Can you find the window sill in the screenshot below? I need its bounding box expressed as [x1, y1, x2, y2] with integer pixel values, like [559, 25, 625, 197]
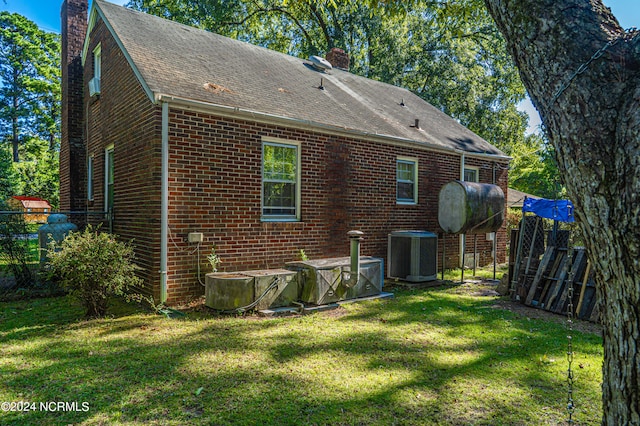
[261, 217, 300, 223]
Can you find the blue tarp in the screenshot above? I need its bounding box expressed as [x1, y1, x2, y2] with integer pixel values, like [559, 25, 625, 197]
[522, 197, 575, 223]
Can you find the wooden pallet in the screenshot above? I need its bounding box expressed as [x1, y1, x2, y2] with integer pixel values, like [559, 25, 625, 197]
[551, 249, 587, 314]
[511, 231, 599, 322]
[537, 249, 567, 309]
[524, 246, 556, 306]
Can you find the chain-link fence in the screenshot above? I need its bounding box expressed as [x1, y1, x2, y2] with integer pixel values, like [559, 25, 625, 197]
[0, 210, 111, 300]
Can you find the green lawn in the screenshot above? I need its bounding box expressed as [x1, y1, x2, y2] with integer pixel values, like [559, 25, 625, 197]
[0, 281, 603, 425]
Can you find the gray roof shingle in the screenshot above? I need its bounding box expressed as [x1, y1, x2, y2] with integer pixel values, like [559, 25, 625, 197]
[94, 0, 506, 157]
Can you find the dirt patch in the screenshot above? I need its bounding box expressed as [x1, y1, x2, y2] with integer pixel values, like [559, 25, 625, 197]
[458, 278, 602, 335]
[491, 298, 602, 335]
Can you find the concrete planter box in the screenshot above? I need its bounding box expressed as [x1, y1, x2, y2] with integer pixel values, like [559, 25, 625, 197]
[286, 256, 383, 305]
[243, 269, 299, 310]
[205, 269, 299, 311]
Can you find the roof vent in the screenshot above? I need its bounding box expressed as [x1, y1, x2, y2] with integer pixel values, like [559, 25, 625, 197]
[308, 55, 332, 72]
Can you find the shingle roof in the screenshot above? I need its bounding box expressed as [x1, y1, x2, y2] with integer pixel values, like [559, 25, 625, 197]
[507, 188, 540, 209]
[11, 196, 52, 210]
[92, 0, 506, 157]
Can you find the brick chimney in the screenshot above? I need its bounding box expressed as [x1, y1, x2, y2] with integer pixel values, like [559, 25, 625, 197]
[60, 0, 88, 212]
[325, 48, 350, 71]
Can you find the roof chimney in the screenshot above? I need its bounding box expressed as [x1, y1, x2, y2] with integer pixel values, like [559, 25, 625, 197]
[325, 48, 350, 71]
[60, 0, 88, 211]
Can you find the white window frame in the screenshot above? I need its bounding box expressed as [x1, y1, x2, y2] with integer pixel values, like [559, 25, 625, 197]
[396, 156, 418, 204]
[93, 44, 101, 81]
[463, 166, 479, 183]
[87, 155, 94, 201]
[261, 138, 301, 222]
[105, 145, 114, 212]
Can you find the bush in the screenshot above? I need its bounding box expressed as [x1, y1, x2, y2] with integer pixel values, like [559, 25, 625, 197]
[0, 208, 34, 289]
[47, 226, 144, 318]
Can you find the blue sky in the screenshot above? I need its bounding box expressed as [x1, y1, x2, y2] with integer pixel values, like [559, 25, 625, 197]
[3, 0, 639, 133]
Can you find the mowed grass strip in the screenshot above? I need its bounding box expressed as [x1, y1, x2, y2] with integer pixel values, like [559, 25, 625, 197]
[0, 282, 603, 425]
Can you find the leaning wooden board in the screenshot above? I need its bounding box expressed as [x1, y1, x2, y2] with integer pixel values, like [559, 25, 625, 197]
[525, 246, 555, 306]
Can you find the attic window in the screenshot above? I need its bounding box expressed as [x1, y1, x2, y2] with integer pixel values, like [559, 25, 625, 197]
[89, 44, 101, 96]
[93, 44, 101, 81]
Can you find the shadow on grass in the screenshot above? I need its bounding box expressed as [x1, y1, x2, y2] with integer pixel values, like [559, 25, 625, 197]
[0, 288, 603, 425]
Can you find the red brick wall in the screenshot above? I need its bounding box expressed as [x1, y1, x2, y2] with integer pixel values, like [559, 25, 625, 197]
[83, 16, 163, 301]
[163, 109, 509, 302]
[79, 16, 509, 304]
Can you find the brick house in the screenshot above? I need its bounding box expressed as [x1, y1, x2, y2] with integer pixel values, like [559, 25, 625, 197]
[60, 0, 510, 304]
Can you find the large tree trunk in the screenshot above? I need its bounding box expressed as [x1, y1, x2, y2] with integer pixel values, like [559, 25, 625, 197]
[12, 96, 19, 163]
[483, 0, 640, 424]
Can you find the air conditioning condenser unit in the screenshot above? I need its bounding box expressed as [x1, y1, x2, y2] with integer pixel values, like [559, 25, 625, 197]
[388, 231, 437, 282]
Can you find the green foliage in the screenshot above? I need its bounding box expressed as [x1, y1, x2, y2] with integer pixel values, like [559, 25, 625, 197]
[0, 12, 60, 209]
[0, 148, 17, 200]
[12, 137, 60, 208]
[46, 226, 144, 318]
[298, 248, 308, 261]
[207, 246, 221, 272]
[0, 12, 61, 163]
[505, 133, 562, 199]
[0, 207, 34, 288]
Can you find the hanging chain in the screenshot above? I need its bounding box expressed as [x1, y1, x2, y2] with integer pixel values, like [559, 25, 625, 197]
[565, 247, 576, 424]
[550, 27, 638, 105]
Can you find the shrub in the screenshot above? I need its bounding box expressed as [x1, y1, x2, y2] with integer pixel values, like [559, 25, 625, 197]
[0, 207, 34, 289]
[47, 225, 144, 318]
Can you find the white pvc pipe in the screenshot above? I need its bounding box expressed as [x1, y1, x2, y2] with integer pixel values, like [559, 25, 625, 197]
[459, 153, 465, 270]
[160, 102, 169, 304]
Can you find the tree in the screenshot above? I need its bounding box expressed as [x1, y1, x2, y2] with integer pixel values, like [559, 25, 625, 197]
[13, 136, 60, 208]
[504, 133, 562, 199]
[0, 147, 16, 200]
[0, 12, 60, 163]
[483, 0, 640, 423]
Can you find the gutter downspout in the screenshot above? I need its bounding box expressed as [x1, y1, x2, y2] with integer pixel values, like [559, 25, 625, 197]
[459, 153, 466, 277]
[160, 102, 169, 304]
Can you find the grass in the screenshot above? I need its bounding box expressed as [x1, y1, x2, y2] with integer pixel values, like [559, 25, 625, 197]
[0, 279, 603, 425]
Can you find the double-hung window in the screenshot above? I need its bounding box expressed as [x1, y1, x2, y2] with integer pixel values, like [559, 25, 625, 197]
[262, 139, 300, 220]
[105, 146, 114, 213]
[93, 44, 101, 81]
[396, 157, 418, 204]
[463, 166, 479, 182]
